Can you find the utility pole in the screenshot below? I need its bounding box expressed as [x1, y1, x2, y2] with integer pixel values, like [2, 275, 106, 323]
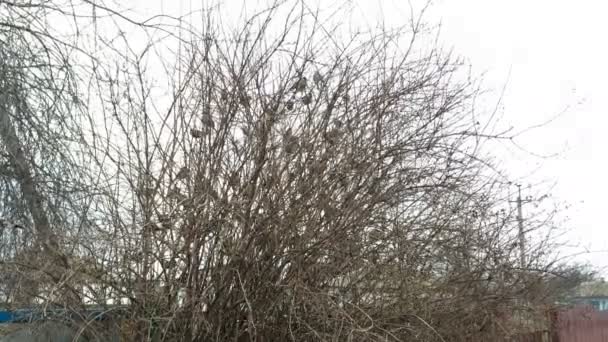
[516, 184, 526, 268]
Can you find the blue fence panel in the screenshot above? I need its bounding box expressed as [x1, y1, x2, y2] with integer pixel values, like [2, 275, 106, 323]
[0, 311, 14, 323]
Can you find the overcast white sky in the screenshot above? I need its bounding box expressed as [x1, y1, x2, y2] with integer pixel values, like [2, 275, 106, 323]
[428, 0, 607, 271]
[125, 0, 607, 272]
[349, 0, 607, 271]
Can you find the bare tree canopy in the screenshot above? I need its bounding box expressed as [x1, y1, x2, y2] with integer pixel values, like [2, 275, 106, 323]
[0, 1, 592, 341]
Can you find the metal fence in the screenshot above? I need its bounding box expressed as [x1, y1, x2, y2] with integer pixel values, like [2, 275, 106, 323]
[553, 306, 608, 342]
[469, 307, 608, 342]
[0, 306, 607, 342]
[0, 307, 123, 342]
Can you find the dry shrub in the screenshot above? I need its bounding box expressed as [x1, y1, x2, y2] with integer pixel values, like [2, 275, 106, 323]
[0, 1, 591, 341]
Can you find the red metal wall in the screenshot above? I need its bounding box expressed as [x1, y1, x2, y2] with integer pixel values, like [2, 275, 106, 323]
[554, 307, 608, 342]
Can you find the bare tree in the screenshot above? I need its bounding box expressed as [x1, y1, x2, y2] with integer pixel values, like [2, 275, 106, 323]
[0, 1, 591, 341]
